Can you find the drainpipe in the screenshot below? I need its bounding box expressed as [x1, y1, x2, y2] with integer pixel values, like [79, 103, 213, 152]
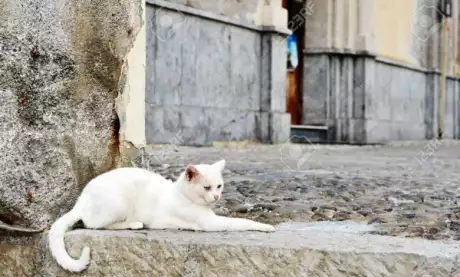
[438, 15, 448, 139]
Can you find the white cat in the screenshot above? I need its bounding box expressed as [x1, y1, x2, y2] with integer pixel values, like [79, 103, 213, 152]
[48, 159, 275, 272]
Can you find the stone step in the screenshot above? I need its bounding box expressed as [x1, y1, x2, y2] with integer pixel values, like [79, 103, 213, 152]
[3, 221, 460, 276]
[290, 124, 328, 143]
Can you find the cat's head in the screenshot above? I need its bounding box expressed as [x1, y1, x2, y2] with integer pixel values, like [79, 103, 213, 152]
[180, 159, 226, 206]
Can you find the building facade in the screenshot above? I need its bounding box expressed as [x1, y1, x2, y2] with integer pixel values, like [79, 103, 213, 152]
[145, 0, 460, 145]
[300, 0, 460, 143]
[146, 0, 291, 145]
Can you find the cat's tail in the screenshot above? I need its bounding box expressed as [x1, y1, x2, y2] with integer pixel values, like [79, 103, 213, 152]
[48, 209, 90, 272]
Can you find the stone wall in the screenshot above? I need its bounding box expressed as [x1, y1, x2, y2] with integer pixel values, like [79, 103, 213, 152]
[0, 0, 145, 229]
[303, 53, 460, 144]
[4, 220, 460, 276]
[304, 0, 459, 73]
[162, 0, 260, 24]
[0, 241, 35, 277]
[366, 58, 460, 142]
[302, 0, 460, 143]
[373, 0, 460, 73]
[145, 0, 290, 145]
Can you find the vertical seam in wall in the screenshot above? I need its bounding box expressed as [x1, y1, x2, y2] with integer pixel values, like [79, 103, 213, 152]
[334, 56, 339, 121]
[335, 56, 341, 140]
[362, 57, 367, 142]
[152, 6, 158, 130]
[347, 56, 353, 142]
[268, 35, 273, 142]
[423, 73, 435, 139]
[338, 55, 343, 142]
[455, 79, 459, 138]
[458, 80, 460, 138]
[259, 33, 263, 114]
[326, 55, 331, 125]
[259, 33, 263, 115]
[258, 32, 262, 141]
[229, 26, 233, 111]
[258, 32, 269, 141]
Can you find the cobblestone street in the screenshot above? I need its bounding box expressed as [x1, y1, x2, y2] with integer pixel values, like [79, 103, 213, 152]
[133, 140, 460, 241]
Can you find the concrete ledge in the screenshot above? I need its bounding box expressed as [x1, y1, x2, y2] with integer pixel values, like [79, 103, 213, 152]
[146, 0, 289, 35]
[303, 47, 378, 57]
[35, 223, 460, 276]
[303, 48, 460, 81]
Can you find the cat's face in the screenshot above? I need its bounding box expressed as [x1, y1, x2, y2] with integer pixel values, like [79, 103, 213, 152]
[183, 160, 226, 206]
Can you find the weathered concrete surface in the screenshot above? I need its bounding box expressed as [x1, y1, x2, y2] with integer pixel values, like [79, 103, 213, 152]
[117, 0, 147, 151]
[134, 141, 460, 240]
[145, 1, 290, 145]
[35, 224, 460, 276]
[0, 0, 143, 229]
[302, 1, 460, 143]
[302, 52, 460, 143]
[0, 230, 37, 277]
[0, 243, 35, 277]
[160, 0, 260, 24]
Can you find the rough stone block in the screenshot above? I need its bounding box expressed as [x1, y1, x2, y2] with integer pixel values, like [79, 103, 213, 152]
[158, 0, 260, 24]
[145, 105, 260, 145]
[270, 112, 291, 144]
[145, 3, 290, 145]
[425, 73, 439, 139]
[262, 4, 288, 28]
[0, 0, 143, 229]
[230, 27, 261, 111]
[444, 78, 458, 139]
[261, 31, 288, 113]
[146, 5, 261, 111]
[34, 225, 460, 276]
[302, 54, 330, 125]
[0, 243, 36, 277]
[302, 52, 460, 143]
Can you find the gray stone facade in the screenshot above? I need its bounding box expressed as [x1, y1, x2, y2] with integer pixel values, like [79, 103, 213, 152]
[162, 0, 260, 25]
[303, 51, 460, 144]
[145, 0, 291, 145]
[300, 0, 460, 144]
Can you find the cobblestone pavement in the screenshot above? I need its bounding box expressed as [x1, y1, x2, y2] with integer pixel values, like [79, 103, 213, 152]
[132, 140, 460, 240]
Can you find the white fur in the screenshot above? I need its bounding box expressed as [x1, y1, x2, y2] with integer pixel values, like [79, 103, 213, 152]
[48, 159, 274, 272]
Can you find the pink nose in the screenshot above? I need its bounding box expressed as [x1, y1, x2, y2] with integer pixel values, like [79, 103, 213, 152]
[213, 195, 219, 201]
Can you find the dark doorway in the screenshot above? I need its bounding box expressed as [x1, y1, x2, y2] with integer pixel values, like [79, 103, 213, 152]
[283, 0, 305, 125]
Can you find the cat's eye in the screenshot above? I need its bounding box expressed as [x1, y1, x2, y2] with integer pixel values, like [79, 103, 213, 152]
[217, 185, 222, 189]
[204, 186, 211, 191]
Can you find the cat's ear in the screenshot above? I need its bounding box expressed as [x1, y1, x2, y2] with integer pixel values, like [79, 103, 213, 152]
[185, 164, 200, 182]
[212, 159, 226, 172]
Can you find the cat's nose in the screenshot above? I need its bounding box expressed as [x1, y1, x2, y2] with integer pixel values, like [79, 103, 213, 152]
[213, 194, 219, 201]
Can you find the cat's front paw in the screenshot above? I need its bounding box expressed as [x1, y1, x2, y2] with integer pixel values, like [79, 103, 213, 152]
[257, 223, 275, 232]
[128, 222, 144, 230]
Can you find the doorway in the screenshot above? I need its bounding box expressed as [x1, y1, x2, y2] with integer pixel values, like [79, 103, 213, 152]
[283, 0, 305, 125]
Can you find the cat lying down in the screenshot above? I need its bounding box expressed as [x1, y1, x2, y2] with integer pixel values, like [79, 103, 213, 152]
[48, 159, 274, 272]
